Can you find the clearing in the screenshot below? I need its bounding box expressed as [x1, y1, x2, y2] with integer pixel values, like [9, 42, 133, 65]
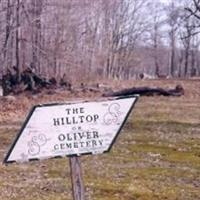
[0, 79, 200, 200]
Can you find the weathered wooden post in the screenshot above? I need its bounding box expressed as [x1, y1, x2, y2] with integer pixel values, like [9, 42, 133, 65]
[4, 96, 138, 199]
[70, 156, 85, 200]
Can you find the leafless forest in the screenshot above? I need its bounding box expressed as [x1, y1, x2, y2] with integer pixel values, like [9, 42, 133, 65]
[0, 0, 200, 84]
[0, 1, 200, 199]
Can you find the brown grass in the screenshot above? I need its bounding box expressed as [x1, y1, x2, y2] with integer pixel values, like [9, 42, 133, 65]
[0, 78, 200, 200]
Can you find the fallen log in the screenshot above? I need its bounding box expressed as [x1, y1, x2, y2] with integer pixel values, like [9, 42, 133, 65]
[103, 85, 184, 97]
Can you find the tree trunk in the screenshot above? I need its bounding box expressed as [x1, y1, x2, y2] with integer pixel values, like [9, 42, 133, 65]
[184, 45, 189, 77]
[31, 0, 43, 73]
[16, 0, 20, 82]
[170, 31, 176, 78]
[3, 0, 11, 61]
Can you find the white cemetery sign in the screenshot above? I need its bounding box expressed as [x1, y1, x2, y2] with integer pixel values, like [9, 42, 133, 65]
[4, 96, 138, 163]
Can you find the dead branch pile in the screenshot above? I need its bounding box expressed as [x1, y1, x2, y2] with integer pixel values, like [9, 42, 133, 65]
[1, 67, 71, 96]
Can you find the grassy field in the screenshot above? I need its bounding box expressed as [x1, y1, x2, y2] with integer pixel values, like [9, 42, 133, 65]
[0, 79, 200, 200]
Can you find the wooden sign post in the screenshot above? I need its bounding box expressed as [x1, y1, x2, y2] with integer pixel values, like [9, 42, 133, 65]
[70, 157, 85, 200]
[4, 96, 138, 199]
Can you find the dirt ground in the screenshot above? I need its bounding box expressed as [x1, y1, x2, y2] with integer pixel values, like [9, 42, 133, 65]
[0, 79, 200, 200]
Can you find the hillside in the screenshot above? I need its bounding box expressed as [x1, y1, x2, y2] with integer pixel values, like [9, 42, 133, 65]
[0, 79, 200, 200]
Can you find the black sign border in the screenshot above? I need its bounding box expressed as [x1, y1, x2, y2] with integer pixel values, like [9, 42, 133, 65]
[3, 95, 139, 164]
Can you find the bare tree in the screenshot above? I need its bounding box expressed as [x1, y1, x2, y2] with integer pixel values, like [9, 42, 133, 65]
[0, 0, 199, 85]
[166, 1, 180, 77]
[181, 0, 200, 76]
[185, 0, 200, 23]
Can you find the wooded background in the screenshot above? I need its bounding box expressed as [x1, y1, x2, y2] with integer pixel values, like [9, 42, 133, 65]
[0, 0, 200, 82]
